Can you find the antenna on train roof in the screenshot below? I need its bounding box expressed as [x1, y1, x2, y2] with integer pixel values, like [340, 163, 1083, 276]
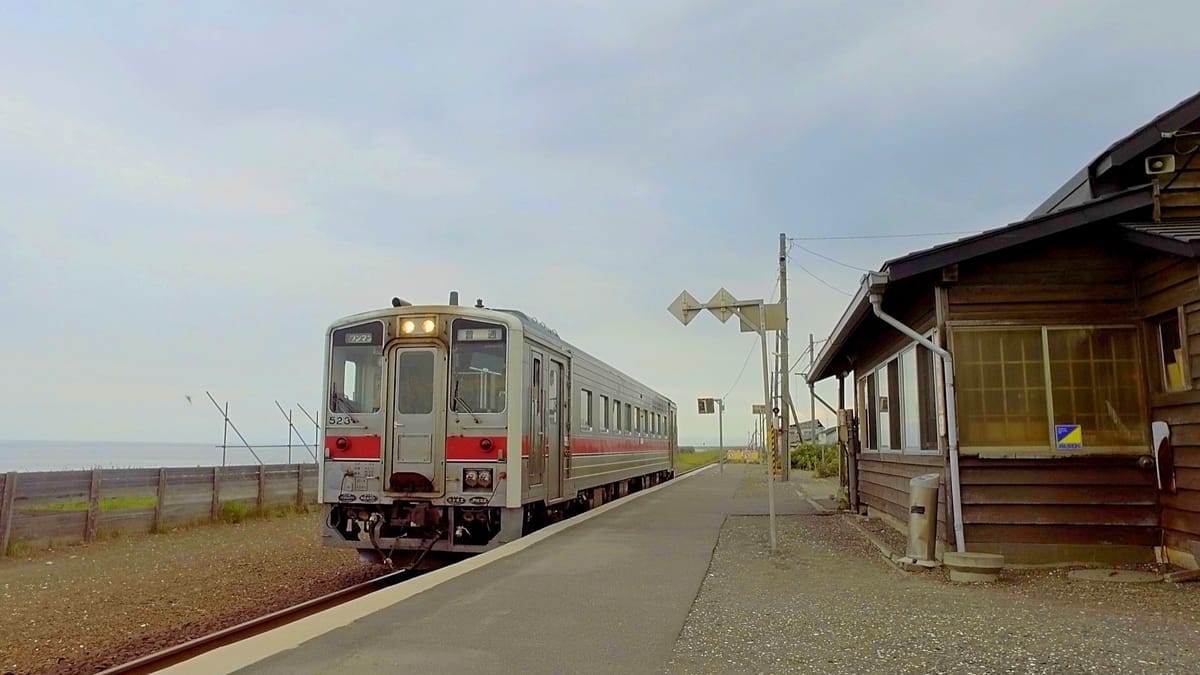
[392, 297, 411, 307]
[475, 298, 484, 308]
[449, 291, 459, 306]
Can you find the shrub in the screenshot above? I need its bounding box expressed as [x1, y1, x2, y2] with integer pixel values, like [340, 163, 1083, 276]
[790, 443, 840, 478]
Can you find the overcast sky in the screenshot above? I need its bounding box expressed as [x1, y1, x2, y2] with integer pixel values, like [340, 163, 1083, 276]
[3, 2, 1200, 451]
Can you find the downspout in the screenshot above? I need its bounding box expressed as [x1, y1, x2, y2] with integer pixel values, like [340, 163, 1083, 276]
[866, 272, 967, 552]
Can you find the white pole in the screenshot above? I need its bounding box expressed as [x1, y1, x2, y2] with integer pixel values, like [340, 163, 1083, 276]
[758, 302, 777, 552]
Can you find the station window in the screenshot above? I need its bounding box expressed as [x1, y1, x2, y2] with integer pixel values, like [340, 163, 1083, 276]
[600, 395, 610, 431]
[1157, 311, 1189, 392]
[581, 389, 593, 429]
[953, 326, 1147, 452]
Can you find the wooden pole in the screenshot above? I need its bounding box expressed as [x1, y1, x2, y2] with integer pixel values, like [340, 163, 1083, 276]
[295, 464, 304, 510]
[153, 468, 166, 533]
[257, 465, 266, 514]
[0, 472, 16, 557]
[211, 466, 221, 521]
[85, 468, 102, 543]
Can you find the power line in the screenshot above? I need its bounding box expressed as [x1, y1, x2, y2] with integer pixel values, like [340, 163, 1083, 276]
[790, 242, 871, 272]
[787, 252, 852, 296]
[789, 231, 977, 241]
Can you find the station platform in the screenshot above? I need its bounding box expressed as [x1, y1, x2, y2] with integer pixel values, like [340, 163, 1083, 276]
[171, 464, 812, 675]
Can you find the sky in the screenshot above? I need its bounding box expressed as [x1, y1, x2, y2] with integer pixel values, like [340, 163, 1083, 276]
[2, 1, 1200, 449]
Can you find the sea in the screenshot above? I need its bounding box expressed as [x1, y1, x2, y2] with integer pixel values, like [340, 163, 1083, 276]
[0, 440, 318, 473]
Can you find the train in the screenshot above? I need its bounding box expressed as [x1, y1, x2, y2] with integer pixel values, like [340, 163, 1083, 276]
[319, 293, 678, 565]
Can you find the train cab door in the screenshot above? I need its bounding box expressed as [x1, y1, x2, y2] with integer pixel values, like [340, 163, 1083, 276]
[384, 345, 446, 497]
[546, 358, 565, 501]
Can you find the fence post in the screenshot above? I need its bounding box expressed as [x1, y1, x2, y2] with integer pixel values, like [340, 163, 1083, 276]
[85, 468, 101, 543]
[257, 465, 266, 514]
[211, 466, 221, 522]
[295, 464, 304, 510]
[0, 472, 16, 557]
[153, 468, 166, 533]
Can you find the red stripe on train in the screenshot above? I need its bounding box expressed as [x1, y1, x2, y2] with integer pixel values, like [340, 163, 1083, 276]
[446, 436, 506, 461]
[324, 435, 381, 460]
[518, 436, 670, 457]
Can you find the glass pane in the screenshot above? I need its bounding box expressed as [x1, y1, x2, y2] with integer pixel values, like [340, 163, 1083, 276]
[397, 351, 435, 414]
[1046, 328, 1146, 447]
[1160, 315, 1186, 392]
[953, 328, 1048, 447]
[451, 321, 507, 413]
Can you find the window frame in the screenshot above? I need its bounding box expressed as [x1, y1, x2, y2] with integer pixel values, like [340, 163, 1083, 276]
[1153, 308, 1190, 393]
[855, 333, 941, 455]
[950, 323, 1149, 457]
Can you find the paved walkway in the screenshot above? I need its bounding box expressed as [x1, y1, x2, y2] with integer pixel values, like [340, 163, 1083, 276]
[235, 464, 802, 675]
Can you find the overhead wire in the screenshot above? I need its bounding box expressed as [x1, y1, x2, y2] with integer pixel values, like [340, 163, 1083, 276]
[789, 230, 978, 240]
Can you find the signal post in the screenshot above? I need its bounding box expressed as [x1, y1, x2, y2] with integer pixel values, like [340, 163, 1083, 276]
[668, 287, 785, 552]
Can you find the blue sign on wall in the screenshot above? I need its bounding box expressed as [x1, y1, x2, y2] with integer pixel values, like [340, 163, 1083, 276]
[1055, 424, 1082, 450]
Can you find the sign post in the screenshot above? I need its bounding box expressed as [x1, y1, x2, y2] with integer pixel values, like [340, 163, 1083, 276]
[669, 288, 785, 552]
[698, 397, 725, 471]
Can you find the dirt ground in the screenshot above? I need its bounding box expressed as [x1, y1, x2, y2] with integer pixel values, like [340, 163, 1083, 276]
[0, 510, 385, 675]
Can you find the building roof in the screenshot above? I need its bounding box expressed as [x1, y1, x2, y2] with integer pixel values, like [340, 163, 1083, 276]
[808, 91, 1200, 385]
[1029, 90, 1200, 217]
[807, 186, 1155, 383]
[1119, 220, 1200, 257]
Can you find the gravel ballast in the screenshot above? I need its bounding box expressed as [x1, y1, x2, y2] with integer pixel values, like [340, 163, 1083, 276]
[0, 511, 384, 675]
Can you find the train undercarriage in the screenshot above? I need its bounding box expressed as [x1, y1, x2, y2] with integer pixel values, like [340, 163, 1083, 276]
[325, 470, 673, 566]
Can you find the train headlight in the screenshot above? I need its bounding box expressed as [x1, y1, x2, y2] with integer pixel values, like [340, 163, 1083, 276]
[476, 470, 492, 488]
[464, 470, 478, 488]
[401, 320, 416, 334]
[421, 319, 436, 334]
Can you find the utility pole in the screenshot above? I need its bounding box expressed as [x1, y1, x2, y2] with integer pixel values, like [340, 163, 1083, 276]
[779, 233, 790, 481]
[810, 333, 817, 447]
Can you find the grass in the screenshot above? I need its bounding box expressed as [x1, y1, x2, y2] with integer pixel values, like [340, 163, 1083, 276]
[676, 449, 725, 472]
[26, 495, 158, 513]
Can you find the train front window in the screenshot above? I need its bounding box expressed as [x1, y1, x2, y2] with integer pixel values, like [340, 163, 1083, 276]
[451, 320, 507, 414]
[329, 322, 384, 414]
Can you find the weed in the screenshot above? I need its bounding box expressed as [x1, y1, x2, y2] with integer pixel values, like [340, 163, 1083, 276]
[219, 500, 250, 524]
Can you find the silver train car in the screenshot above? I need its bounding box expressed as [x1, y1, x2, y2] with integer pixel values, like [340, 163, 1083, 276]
[319, 294, 677, 564]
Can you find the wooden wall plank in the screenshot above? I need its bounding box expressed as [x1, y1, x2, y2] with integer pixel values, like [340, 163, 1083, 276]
[960, 484, 1156, 505]
[965, 523, 1159, 546]
[963, 504, 1158, 526]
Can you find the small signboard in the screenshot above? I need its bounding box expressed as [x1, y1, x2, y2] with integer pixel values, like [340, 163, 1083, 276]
[1055, 424, 1082, 450]
[752, 404, 767, 415]
[698, 398, 716, 414]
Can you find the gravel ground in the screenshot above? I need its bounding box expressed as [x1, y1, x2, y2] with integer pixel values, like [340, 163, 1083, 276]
[0, 511, 385, 675]
[667, 509, 1200, 672]
[668, 506, 1199, 673]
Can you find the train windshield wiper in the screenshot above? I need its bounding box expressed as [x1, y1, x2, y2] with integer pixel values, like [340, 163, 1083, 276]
[453, 377, 480, 424]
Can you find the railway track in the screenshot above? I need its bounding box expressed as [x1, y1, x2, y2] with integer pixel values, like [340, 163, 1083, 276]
[96, 568, 412, 675]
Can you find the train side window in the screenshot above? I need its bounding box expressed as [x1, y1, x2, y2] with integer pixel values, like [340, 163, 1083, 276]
[581, 389, 593, 429]
[600, 394, 610, 431]
[613, 399, 621, 432]
[625, 403, 632, 433]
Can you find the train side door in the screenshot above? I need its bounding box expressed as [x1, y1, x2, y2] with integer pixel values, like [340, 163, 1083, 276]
[528, 351, 545, 488]
[546, 359, 564, 501]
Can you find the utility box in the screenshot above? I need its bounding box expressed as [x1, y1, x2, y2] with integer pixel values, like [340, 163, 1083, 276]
[906, 473, 940, 562]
